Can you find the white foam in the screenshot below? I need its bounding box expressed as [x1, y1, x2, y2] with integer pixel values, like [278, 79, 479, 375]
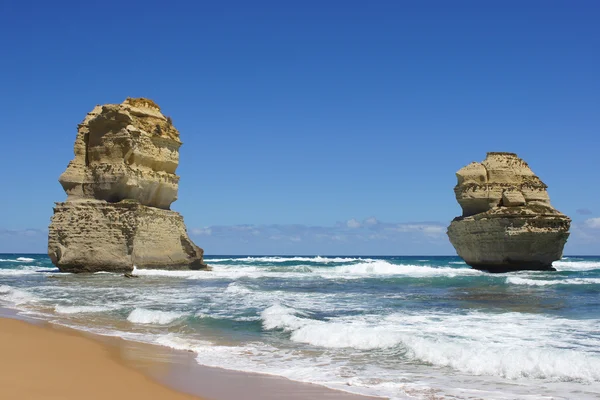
[0, 285, 38, 305]
[0, 266, 58, 276]
[0, 269, 40, 276]
[254, 256, 366, 263]
[223, 282, 252, 294]
[326, 261, 482, 277]
[261, 304, 310, 331]
[262, 304, 405, 350]
[55, 305, 119, 314]
[261, 305, 600, 382]
[507, 277, 600, 286]
[16, 257, 35, 262]
[127, 308, 185, 325]
[154, 333, 213, 350]
[403, 335, 600, 382]
[135, 260, 481, 281]
[134, 266, 298, 281]
[552, 260, 600, 271]
[208, 256, 367, 264]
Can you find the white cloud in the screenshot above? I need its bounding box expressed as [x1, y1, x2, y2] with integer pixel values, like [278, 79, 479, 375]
[190, 219, 449, 246]
[191, 227, 212, 235]
[389, 223, 446, 237]
[364, 217, 379, 226]
[346, 218, 361, 229]
[188, 218, 455, 255]
[585, 218, 600, 229]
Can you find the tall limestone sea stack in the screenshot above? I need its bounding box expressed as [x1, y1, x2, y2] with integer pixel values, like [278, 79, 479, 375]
[447, 152, 570, 272]
[48, 98, 208, 273]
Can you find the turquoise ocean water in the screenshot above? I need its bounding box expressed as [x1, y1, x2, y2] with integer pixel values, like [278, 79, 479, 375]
[1, 254, 599, 399]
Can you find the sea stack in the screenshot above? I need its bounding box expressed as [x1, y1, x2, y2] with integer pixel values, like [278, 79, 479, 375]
[447, 152, 570, 273]
[48, 98, 208, 273]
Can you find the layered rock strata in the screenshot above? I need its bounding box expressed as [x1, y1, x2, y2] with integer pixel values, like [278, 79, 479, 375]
[447, 152, 570, 272]
[48, 98, 207, 273]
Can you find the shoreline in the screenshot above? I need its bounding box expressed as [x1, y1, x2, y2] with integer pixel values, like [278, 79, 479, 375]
[0, 310, 381, 400]
[0, 314, 202, 400]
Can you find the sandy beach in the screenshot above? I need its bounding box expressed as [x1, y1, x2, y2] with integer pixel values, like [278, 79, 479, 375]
[0, 314, 378, 400]
[0, 317, 203, 400]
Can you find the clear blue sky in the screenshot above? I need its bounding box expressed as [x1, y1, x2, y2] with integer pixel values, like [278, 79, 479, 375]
[1, 1, 598, 254]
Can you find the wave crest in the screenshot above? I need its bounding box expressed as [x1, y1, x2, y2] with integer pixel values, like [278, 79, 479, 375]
[127, 308, 185, 325]
[507, 277, 600, 286]
[0, 285, 37, 305]
[261, 305, 600, 382]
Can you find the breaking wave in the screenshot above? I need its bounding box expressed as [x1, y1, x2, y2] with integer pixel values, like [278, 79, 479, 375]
[507, 277, 600, 286]
[0, 266, 58, 276]
[552, 261, 600, 272]
[208, 256, 367, 264]
[0, 285, 38, 305]
[136, 259, 481, 280]
[127, 308, 185, 325]
[324, 261, 482, 277]
[261, 304, 600, 382]
[0, 257, 36, 262]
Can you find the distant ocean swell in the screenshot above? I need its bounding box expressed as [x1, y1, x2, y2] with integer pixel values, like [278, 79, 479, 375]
[1, 254, 599, 399]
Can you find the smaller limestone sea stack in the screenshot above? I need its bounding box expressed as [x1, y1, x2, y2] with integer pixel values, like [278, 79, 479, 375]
[48, 98, 208, 273]
[447, 152, 571, 273]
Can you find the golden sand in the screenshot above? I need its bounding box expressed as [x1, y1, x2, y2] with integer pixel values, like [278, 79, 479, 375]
[0, 318, 203, 400]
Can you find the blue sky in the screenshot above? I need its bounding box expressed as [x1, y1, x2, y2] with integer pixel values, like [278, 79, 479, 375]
[0, 1, 598, 254]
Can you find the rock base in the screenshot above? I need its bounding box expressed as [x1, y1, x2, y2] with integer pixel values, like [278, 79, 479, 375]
[469, 263, 557, 273]
[447, 205, 570, 273]
[48, 200, 208, 273]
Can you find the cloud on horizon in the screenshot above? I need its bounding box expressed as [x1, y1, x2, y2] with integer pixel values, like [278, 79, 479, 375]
[189, 218, 454, 255]
[2, 218, 599, 255]
[191, 217, 600, 255]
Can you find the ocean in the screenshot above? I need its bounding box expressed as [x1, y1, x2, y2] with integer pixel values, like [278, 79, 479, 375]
[1, 254, 599, 399]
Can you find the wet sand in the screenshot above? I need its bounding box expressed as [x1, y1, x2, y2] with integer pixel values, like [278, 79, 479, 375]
[0, 315, 380, 400]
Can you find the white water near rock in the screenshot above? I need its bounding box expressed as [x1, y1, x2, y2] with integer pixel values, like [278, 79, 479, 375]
[552, 260, 600, 271]
[326, 261, 484, 277]
[134, 259, 484, 281]
[507, 277, 600, 286]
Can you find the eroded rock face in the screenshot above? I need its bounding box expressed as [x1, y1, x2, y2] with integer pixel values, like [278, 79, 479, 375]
[447, 152, 570, 272]
[48, 98, 208, 273]
[59, 98, 180, 209]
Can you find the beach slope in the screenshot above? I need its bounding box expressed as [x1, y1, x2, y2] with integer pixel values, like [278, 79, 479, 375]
[0, 318, 202, 400]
